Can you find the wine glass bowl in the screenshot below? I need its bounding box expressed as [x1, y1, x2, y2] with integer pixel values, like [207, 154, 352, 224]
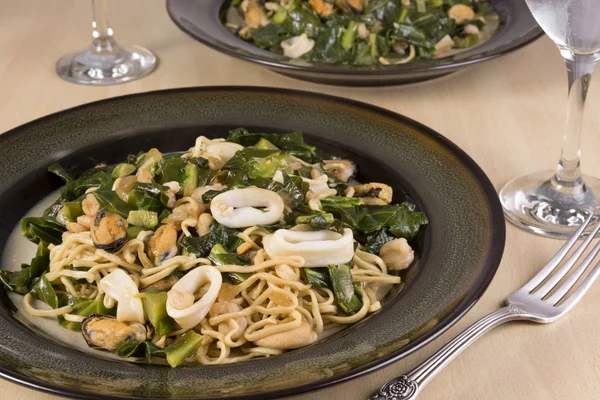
[56, 0, 157, 85]
[500, 0, 600, 238]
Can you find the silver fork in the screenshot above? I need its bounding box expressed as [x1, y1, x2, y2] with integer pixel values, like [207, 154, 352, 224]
[371, 213, 600, 400]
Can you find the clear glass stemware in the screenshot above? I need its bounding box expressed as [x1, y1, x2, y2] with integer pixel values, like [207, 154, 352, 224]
[500, 0, 600, 238]
[56, 0, 157, 85]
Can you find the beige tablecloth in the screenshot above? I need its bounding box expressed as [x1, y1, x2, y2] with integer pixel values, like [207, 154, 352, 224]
[1, 1, 599, 399]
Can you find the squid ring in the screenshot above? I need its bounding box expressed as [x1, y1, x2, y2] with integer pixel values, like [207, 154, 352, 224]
[166, 265, 222, 331]
[263, 228, 354, 267]
[211, 187, 284, 228]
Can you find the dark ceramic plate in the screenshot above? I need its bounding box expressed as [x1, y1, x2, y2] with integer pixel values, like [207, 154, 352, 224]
[166, 0, 543, 86]
[0, 87, 504, 399]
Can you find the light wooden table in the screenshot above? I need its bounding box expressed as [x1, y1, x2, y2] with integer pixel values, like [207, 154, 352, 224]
[1, 1, 599, 399]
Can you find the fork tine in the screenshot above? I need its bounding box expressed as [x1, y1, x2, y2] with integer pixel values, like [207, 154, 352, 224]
[533, 216, 600, 298]
[522, 213, 595, 292]
[557, 255, 600, 314]
[547, 239, 600, 305]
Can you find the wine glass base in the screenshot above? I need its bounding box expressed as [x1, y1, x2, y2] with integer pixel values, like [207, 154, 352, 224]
[56, 44, 157, 85]
[500, 170, 600, 239]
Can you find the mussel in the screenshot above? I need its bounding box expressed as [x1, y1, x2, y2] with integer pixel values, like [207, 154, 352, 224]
[81, 314, 152, 351]
[148, 224, 179, 265]
[90, 208, 128, 253]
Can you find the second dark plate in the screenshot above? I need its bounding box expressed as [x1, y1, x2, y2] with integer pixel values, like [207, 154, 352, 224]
[166, 0, 543, 86]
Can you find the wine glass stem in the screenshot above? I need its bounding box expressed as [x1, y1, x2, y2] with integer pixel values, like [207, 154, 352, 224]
[552, 51, 597, 192]
[91, 0, 117, 53]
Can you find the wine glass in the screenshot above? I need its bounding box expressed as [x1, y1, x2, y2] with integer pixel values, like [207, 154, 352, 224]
[500, 0, 600, 238]
[56, 0, 157, 85]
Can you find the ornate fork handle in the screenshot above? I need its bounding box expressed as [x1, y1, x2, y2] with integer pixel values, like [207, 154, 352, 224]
[370, 306, 528, 400]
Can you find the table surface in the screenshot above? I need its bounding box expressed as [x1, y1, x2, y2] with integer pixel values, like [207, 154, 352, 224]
[2, 1, 600, 399]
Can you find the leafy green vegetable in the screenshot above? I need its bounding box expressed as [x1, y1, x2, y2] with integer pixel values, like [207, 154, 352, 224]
[328, 263, 362, 314]
[49, 164, 113, 200]
[223, 147, 292, 180]
[320, 196, 361, 211]
[253, 24, 290, 50]
[157, 156, 187, 184]
[0, 266, 33, 294]
[127, 183, 170, 213]
[91, 190, 133, 218]
[209, 244, 251, 284]
[116, 340, 159, 362]
[309, 26, 347, 64]
[303, 268, 332, 289]
[138, 291, 176, 336]
[390, 23, 435, 57]
[57, 295, 116, 331]
[363, 228, 396, 254]
[227, 128, 319, 162]
[252, 172, 309, 210]
[29, 241, 50, 279]
[180, 222, 244, 258]
[29, 273, 58, 309]
[296, 212, 335, 228]
[55, 201, 83, 226]
[21, 217, 65, 245]
[324, 201, 428, 241]
[112, 163, 136, 178]
[386, 202, 429, 240]
[283, 7, 323, 37]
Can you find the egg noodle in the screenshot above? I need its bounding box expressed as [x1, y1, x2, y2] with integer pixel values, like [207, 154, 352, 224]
[9, 130, 427, 367]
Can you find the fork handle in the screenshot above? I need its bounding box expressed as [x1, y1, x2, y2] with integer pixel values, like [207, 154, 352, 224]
[370, 306, 527, 400]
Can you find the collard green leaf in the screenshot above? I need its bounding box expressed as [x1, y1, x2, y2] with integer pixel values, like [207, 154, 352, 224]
[387, 202, 429, 240]
[303, 267, 332, 289]
[283, 7, 323, 37]
[21, 217, 65, 245]
[30, 273, 58, 309]
[322, 200, 427, 240]
[127, 183, 170, 213]
[226, 129, 319, 162]
[156, 156, 187, 184]
[180, 222, 244, 258]
[116, 340, 159, 363]
[57, 295, 116, 331]
[320, 196, 361, 211]
[252, 172, 309, 211]
[328, 263, 362, 314]
[209, 244, 251, 284]
[308, 26, 348, 64]
[363, 228, 396, 254]
[29, 241, 50, 279]
[253, 23, 290, 50]
[91, 190, 133, 218]
[0, 266, 32, 294]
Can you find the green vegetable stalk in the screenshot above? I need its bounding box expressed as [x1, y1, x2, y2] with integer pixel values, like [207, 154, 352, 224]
[138, 292, 176, 336]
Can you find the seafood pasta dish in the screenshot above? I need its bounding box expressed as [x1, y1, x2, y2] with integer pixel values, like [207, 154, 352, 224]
[1, 129, 427, 367]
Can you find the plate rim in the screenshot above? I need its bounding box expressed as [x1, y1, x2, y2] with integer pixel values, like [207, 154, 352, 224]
[0, 86, 506, 400]
[165, 0, 543, 78]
